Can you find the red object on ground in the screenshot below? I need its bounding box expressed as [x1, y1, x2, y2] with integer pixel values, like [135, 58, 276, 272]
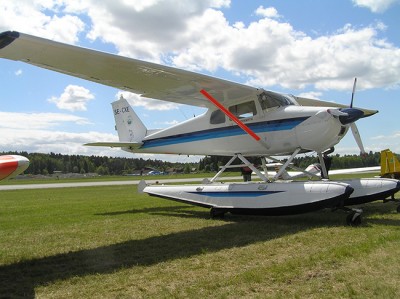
[0, 155, 19, 180]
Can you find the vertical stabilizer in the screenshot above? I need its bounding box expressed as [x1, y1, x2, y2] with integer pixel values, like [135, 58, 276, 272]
[381, 149, 400, 179]
[112, 96, 147, 143]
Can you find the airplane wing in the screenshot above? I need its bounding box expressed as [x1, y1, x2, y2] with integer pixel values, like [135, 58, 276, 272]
[0, 31, 258, 107]
[328, 166, 380, 175]
[262, 165, 380, 180]
[281, 166, 380, 179]
[0, 31, 380, 115]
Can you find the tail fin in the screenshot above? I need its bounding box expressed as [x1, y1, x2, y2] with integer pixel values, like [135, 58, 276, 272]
[381, 149, 400, 179]
[112, 96, 147, 143]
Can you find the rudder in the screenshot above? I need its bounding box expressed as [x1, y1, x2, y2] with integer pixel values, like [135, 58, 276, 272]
[112, 96, 147, 143]
[381, 149, 400, 179]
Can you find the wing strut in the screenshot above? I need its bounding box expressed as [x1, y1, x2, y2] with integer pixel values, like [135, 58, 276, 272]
[200, 89, 269, 149]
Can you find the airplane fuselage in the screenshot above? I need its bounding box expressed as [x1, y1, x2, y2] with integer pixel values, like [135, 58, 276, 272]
[123, 104, 349, 156]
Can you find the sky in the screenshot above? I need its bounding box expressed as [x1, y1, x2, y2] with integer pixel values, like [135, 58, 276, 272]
[0, 0, 399, 162]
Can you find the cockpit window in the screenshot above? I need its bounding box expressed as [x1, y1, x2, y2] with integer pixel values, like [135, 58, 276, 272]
[229, 101, 257, 119]
[210, 100, 257, 124]
[258, 91, 294, 110]
[210, 110, 226, 124]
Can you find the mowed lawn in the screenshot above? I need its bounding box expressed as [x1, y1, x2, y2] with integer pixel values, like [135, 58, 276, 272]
[1, 181, 400, 298]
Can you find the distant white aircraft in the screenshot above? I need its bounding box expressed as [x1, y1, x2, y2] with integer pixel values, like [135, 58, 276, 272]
[0, 155, 30, 181]
[1, 30, 398, 225]
[269, 162, 380, 181]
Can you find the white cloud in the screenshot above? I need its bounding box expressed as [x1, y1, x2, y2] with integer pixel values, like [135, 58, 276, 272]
[369, 138, 400, 154]
[334, 130, 400, 155]
[255, 6, 280, 19]
[371, 131, 400, 141]
[116, 91, 179, 111]
[165, 6, 399, 91]
[82, 0, 230, 62]
[2, 1, 399, 92]
[0, 111, 91, 129]
[0, 126, 202, 161]
[297, 91, 323, 100]
[48, 85, 95, 111]
[236, 23, 400, 91]
[0, 1, 85, 44]
[0, 127, 117, 155]
[14, 69, 22, 76]
[352, 0, 400, 13]
[155, 120, 180, 126]
[0, 111, 110, 155]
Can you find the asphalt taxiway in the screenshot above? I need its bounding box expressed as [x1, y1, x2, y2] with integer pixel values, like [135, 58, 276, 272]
[0, 176, 241, 191]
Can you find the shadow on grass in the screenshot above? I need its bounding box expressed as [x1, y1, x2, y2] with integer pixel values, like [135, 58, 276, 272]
[0, 211, 340, 298]
[96, 205, 210, 219]
[96, 205, 197, 216]
[361, 201, 398, 215]
[3, 199, 397, 298]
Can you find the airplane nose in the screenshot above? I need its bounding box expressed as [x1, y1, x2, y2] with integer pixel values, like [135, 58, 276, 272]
[338, 108, 364, 125]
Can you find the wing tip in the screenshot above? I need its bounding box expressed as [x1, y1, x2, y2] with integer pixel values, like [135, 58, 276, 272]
[0, 31, 20, 49]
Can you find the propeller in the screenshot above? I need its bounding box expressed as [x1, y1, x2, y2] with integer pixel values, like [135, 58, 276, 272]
[350, 123, 366, 155]
[348, 78, 366, 155]
[350, 77, 357, 108]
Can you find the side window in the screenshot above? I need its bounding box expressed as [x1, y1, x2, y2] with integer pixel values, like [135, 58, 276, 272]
[210, 110, 226, 124]
[228, 101, 257, 119]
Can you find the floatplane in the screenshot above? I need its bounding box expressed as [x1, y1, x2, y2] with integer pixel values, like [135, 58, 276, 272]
[1, 31, 399, 225]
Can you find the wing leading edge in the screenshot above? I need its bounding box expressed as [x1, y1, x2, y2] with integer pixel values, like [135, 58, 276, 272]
[0, 30, 379, 116]
[0, 31, 258, 107]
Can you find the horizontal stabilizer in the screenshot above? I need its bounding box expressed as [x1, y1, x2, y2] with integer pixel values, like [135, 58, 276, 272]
[85, 142, 142, 149]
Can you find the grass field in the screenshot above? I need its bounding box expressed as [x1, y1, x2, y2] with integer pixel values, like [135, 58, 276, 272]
[1, 175, 400, 298]
[0, 172, 235, 185]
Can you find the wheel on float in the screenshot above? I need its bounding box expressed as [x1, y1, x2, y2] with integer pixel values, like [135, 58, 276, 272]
[210, 207, 225, 219]
[346, 212, 362, 226]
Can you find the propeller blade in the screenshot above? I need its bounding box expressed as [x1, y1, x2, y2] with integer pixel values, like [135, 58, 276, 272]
[350, 77, 357, 108]
[350, 123, 366, 155]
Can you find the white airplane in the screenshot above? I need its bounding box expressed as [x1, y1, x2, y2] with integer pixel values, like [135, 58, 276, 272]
[1, 30, 398, 225]
[0, 155, 30, 181]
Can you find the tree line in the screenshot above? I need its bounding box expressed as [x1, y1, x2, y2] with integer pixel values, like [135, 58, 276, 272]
[1, 150, 393, 176]
[1, 151, 197, 176]
[198, 151, 388, 172]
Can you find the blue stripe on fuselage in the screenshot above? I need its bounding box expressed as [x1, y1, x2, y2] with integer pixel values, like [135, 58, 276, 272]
[141, 117, 308, 149]
[187, 191, 284, 197]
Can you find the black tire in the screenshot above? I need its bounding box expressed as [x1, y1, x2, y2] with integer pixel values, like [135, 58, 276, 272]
[210, 207, 225, 219]
[346, 212, 362, 226]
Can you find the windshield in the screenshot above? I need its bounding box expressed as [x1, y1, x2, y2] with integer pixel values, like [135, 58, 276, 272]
[258, 91, 294, 110]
